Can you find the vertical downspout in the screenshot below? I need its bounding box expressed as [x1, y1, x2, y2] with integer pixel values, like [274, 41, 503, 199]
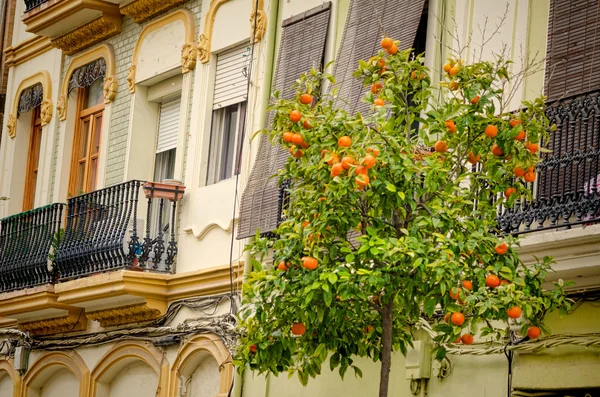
[233, 0, 280, 395]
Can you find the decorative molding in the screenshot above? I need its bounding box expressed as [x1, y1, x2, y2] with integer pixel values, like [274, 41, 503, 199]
[169, 334, 233, 397]
[6, 114, 16, 139]
[198, 33, 209, 64]
[0, 359, 21, 397]
[87, 304, 161, 327]
[127, 66, 136, 94]
[60, 44, 117, 118]
[19, 310, 86, 336]
[250, 9, 267, 43]
[51, 14, 122, 56]
[120, 0, 185, 23]
[4, 36, 53, 69]
[23, 351, 90, 397]
[102, 75, 118, 104]
[183, 217, 237, 241]
[40, 99, 53, 126]
[57, 95, 67, 121]
[181, 42, 197, 74]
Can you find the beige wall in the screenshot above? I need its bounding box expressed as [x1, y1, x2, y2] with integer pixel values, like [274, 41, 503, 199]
[0, 372, 13, 397]
[106, 362, 158, 397]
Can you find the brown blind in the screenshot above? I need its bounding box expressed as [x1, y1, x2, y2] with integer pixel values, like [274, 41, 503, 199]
[237, 3, 332, 239]
[545, 0, 600, 101]
[332, 0, 427, 115]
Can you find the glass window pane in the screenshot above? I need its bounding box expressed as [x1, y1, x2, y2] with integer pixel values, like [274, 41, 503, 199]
[220, 105, 238, 181]
[89, 158, 98, 191]
[77, 162, 86, 194]
[80, 119, 90, 158]
[92, 115, 102, 155]
[206, 108, 225, 185]
[86, 79, 104, 108]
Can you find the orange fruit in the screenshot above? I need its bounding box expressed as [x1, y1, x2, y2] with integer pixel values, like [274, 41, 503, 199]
[462, 280, 473, 291]
[500, 279, 511, 287]
[374, 98, 385, 106]
[300, 93, 313, 105]
[380, 37, 393, 49]
[449, 287, 461, 300]
[449, 81, 459, 90]
[377, 58, 386, 68]
[449, 65, 460, 76]
[444, 313, 451, 323]
[410, 70, 418, 79]
[495, 242, 508, 255]
[249, 344, 258, 353]
[467, 152, 480, 165]
[527, 326, 541, 339]
[292, 133, 304, 145]
[362, 325, 375, 334]
[363, 154, 376, 169]
[367, 147, 380, 157]
[289, 145, 303, 158]
[290, 110, 302, 123]
[302, 256, 318, 270]
[338, 136, 352, 147]
[331, 163, 344, 177]
[301, 221, 309, 228]
[524, 171, 536, 183]
[371, 83, 383, 94]
[470, 95, 480, 104]
[435, 140, 448, 153]
[485, 125, 498, 138]
[454, 337, 462, 344]
[341, 156, 355, 170]
[514, 167, 526, 177]
[451, 312, 465, 326]
[514, 130, 526, 140]
[354, 165, 368, 176]
[277, 261, 289, 271]
[445, 120, 457, 134]
[327, 153, 340, 166]
[291, 322, 306, 336]
[504, 187, 517, 198]
[355, 174, 370, 189]
[283, 132, 294, 143]
[300, 141, 309, 149]
[318, 196, 326, 202]
[387, 45, 398, 55]
[485, 274, 500, 288]
[492, 144, 503, 156]
[443, 63, 453, 73]
[303, 120, 313, 129]
[507, 306, 522, 319]
[509, 119, 522, 128]
[461, 334, 474, 345]
[526, 142, 539, 153]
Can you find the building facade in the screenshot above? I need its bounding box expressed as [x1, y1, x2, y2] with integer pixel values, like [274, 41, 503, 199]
[0, 0, 599, 397]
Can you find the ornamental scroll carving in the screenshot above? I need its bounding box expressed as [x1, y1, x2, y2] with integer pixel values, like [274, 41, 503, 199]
[181, 42, 197, 74]
[6, 114, 16, 139]
[127, 66, 136, 94]
[103, 75, 118, 104]
[198, 33, 209, 64]
[250, 10, 267, 43]
[57, 95, 67, 121]
[87, 304, 162, 327]
[40, 99, 53, 126]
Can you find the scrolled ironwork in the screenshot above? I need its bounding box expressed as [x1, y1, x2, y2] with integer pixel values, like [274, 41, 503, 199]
[17, 83, 43, 117]
[68, 58, 107, 95]
[23, 0, 51, 12]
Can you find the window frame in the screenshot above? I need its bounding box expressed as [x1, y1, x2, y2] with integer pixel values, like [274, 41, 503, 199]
[22, 106, 43, 211]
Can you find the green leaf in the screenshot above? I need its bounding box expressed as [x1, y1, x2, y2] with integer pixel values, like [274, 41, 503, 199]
[330, 353, 340, 371]
[353, 366, 363, 378]
[328, 273, 338, 284]
[386, 183, 397, 192]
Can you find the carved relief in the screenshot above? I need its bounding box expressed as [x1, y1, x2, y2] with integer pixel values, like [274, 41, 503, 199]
[40, 99, 53, 126]
[19, 314, 86, 336]
[6, 114, 16, 139]
[51, 15, 122, 56]
[121, 0, 185, 23]
[87, 304, 161, 327]
[181, 42, 197, 73]
[127, 65, 136, 94]
[103, 75, 118, 104]
[198, 33, 209, 64]
[250, 10, 267, 43]
[57, 95, 67, 121]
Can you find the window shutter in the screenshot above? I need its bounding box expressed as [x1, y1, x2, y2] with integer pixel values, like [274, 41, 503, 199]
[237, 3, 332, 240]
[214, 43, 251, 109]
[332, 0, 427, 115]
[156, 98, 181, 154]
[545, 0, 600, 100]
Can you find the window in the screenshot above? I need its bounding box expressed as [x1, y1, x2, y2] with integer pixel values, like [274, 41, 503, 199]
[68, 78, 104, 196]
[206, 101, 246, 185]
[22, 106, 42, 210]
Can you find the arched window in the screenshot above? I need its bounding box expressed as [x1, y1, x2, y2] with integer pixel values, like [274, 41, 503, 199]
[18, 83, 44, 210]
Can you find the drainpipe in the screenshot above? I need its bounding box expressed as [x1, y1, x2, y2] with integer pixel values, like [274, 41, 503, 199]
[232, 0, 280, 395]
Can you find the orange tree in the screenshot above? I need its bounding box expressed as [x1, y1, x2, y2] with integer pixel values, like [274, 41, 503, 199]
[234, 38, 571, 397]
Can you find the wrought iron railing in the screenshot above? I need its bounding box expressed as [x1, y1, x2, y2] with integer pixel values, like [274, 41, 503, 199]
[0, 204, 65, 292]
[498, 89, 600, 234]
[24, 0, 52, 13]
[55, 180, 180, 281]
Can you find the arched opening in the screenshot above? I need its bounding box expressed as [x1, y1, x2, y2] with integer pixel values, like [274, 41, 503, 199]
[29, 367, 79, 397]
[0, 369, 14, 397]
[181, 352, 220, 397]
[23, 352, 89, 397]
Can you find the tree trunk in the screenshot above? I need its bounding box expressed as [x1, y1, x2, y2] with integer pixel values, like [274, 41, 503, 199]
[379, 299, 394, 397]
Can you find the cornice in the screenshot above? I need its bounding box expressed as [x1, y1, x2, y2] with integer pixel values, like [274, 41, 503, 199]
[120, 0, 184, 23]
[4, 35, 53, 68]
[51, 13, 122, 55]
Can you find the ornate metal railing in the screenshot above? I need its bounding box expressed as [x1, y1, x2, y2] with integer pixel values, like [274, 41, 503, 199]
[24, 0, 52, 13]
[0, 204, 65, 292]
[498, 89, 600, 234]
[55, 180, 181, 281]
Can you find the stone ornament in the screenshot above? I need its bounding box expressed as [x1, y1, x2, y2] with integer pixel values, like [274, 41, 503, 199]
[103, 75, 118, 104]
[87, 304, 161, 327]
[40, 99, 53, 126]
[57, 95, 67, 121]
[121, 0, 185, 23]
[181, 42, 198, 73]
[127, 65, 136, 94]
[6, 114, 16, 139]
[51, 16, 122, 56]
[198, 33, 209, 64]
[250, 10, 267, 43]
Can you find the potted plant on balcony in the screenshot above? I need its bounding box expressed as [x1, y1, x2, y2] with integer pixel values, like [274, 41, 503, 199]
[143, 179, 186, 201]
